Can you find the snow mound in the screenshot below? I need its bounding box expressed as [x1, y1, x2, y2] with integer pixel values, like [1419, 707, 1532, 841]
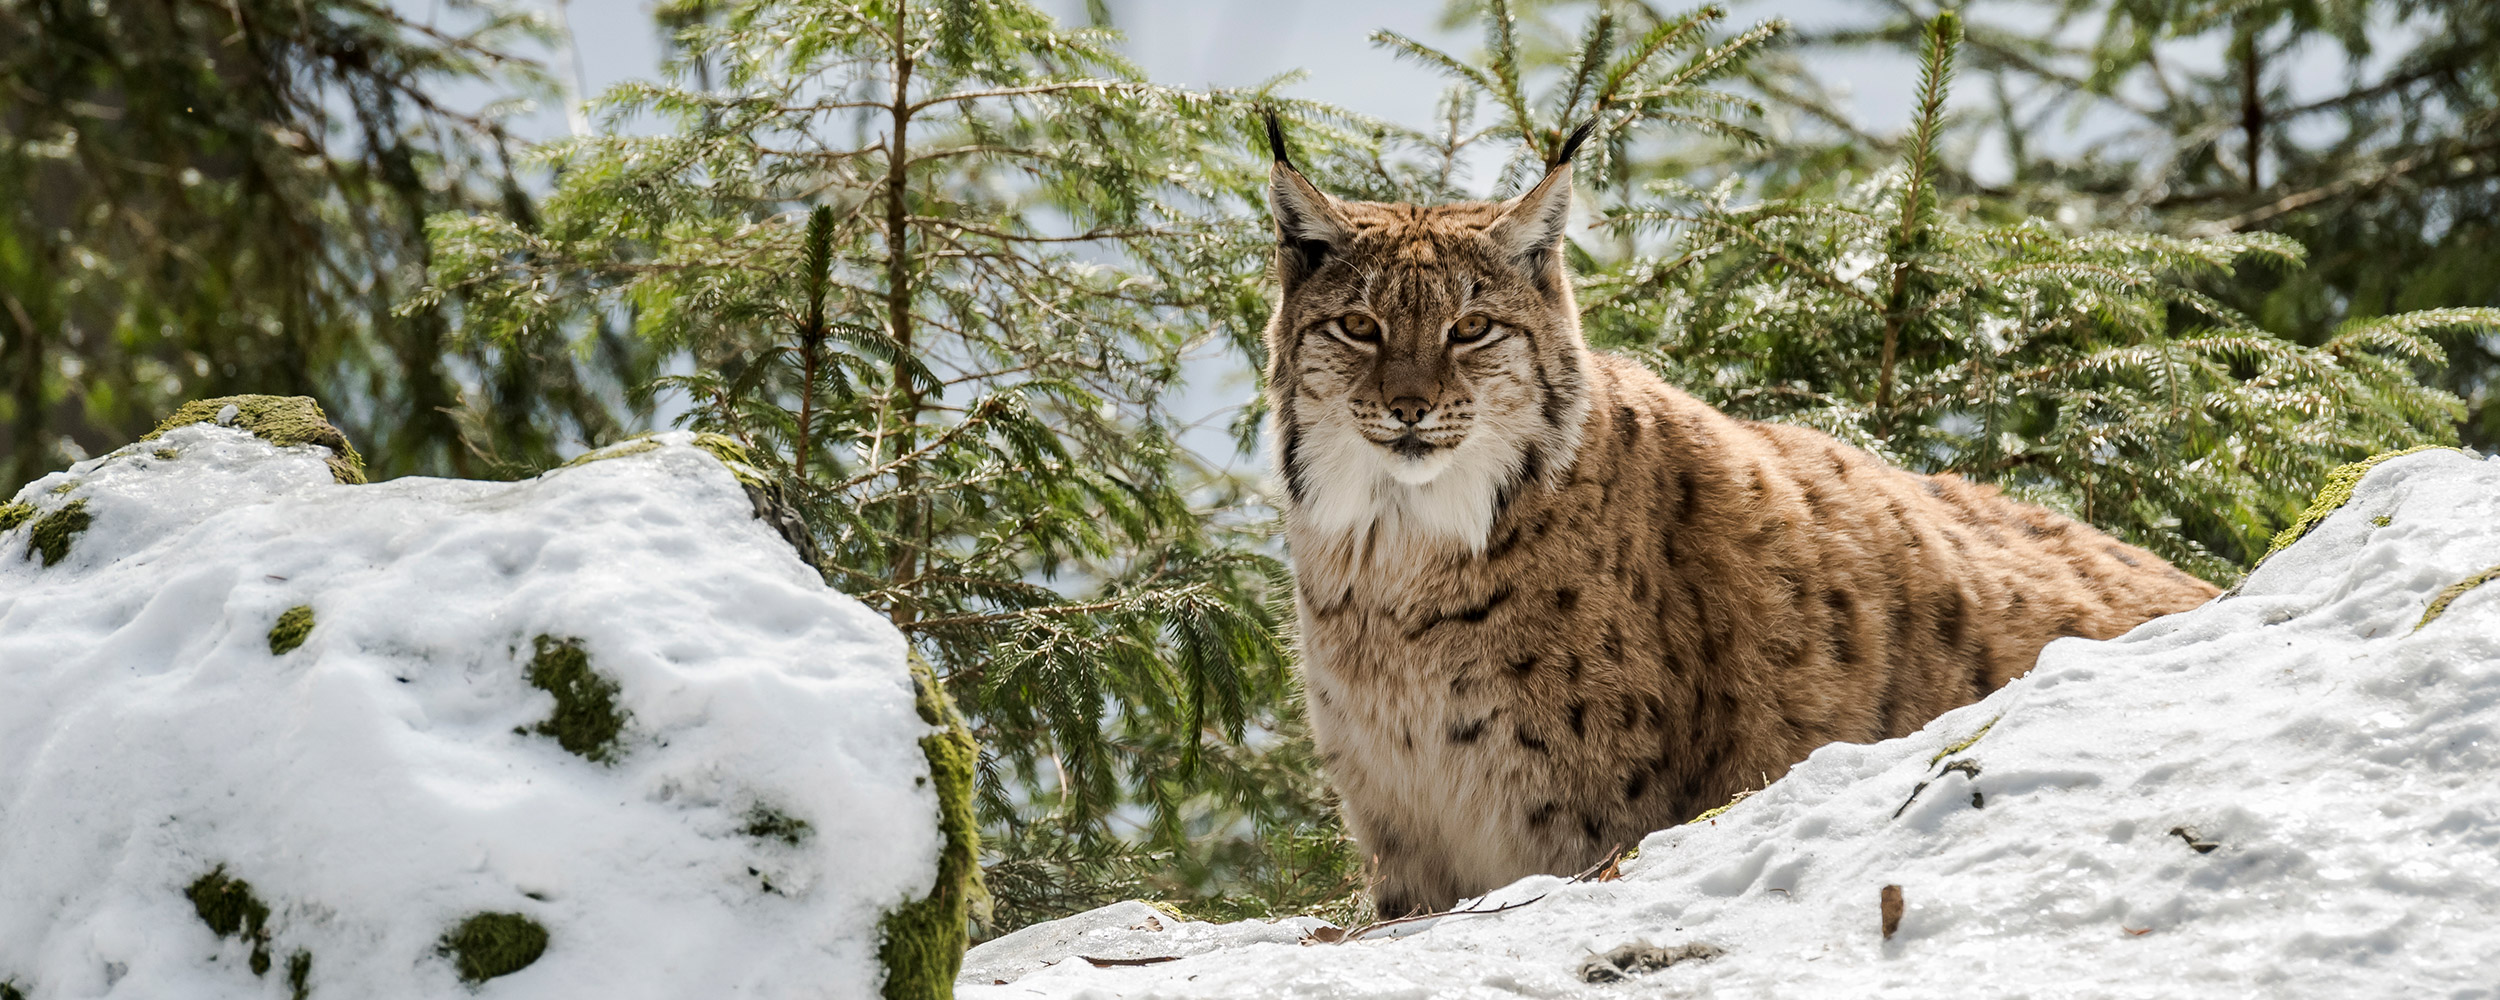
[964, 448, 2500, 999]
[0, 425, 942, 999]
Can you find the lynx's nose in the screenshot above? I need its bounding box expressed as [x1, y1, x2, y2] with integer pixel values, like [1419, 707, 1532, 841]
[1387, 397, 1433, 426]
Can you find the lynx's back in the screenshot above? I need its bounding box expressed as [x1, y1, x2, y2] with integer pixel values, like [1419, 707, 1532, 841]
[1259, 121, 2218, 916]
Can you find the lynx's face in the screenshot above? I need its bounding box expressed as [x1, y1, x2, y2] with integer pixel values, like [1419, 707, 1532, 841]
[1263, 150, 1592, 555]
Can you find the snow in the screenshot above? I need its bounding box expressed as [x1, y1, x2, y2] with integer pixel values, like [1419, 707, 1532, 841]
[961, 448, 2500, 999]
[0, 427, 936, 999]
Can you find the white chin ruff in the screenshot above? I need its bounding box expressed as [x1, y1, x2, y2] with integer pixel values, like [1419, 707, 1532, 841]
[1386, 448, 1457, 485]
[1292, 427, 1517, 555]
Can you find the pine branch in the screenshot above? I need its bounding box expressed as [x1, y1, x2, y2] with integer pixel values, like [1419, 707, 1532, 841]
[908, 79, 1142, 113]
[1483, 0, 1538, 159]
[1556, 2, 1615, 120]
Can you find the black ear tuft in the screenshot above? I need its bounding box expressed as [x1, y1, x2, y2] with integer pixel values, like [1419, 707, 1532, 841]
[1267, 132, 1351, 286]
[1551, 119, 1597, 170]
[1264, 108, 1295, 171]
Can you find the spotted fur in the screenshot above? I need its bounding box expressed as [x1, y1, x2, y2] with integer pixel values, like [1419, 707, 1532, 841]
[1261, 128, 2219, 917]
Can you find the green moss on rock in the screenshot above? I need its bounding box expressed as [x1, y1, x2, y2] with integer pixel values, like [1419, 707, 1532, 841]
[187, 866, 274, 976]
[0, 502, 31, 532]
[2, 979, 25, 1000]
[27, 499, 90, 567]
[689, 432, 755, 469]
[269, 605, 316, 656]
[558, 433, 762, 486]
[557, 438, 662, 469]
[2417, 564, 2500, 632]
[876, 655, 982, 1000]
[151, 395, 366, 485]
[287, 950, 312, 1000]
[692, 433, 771, 489]
[2262, 445, 2459, 562]
[743, 804, 814, 846]
[526, 636, 627, 764]
[437, 912, 548, 984]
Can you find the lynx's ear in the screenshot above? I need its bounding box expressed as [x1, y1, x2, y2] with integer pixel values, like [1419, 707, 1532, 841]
[1264, 110, 1352, 286]
[1486, 120, 1595, 292]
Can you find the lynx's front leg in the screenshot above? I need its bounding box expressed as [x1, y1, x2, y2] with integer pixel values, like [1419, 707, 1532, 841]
[1311, 693, 1471, 917]
[1343, 808, 1465, 919]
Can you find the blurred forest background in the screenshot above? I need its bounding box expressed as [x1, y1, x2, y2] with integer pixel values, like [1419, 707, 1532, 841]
[5, 0, 2495, 932]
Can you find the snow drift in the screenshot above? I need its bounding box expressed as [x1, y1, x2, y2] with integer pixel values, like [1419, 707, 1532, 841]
[962, 448, 2500, 999]
[0, 400, 966, 1000]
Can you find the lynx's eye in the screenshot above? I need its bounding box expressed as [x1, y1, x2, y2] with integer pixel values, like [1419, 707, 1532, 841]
[1338, 313, 1381, 343]
[1450, 314, 1493, 344]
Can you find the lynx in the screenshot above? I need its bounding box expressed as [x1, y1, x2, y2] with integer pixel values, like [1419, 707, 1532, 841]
[1259, 119, 2219, 918]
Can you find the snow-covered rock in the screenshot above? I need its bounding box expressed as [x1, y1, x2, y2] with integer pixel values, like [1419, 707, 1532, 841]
[962, 901, 1331, 986]
[963, 448, 2500, 999]
[0, 401, 971, 1000]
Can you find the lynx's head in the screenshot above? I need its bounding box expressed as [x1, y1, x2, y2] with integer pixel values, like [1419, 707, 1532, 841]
[1262, 118, 1594, 556]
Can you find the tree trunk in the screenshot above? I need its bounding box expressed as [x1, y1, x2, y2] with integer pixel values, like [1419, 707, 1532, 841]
[882, 0, 922, 627]
[2239, 27, 2264, 193]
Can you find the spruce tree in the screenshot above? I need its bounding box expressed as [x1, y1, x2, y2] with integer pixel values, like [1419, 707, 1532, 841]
[424, 0, 1336, 930]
